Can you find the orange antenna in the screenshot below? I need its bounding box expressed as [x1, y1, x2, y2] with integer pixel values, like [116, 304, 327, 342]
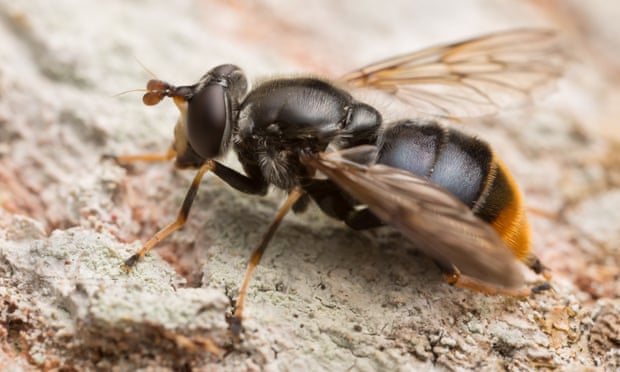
[111, 58, 175, 106]
[111, 88, 148, 98]
[134, 55, 159, 80]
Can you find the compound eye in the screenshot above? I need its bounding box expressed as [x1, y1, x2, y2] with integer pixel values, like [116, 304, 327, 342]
[187, 84, 228, 159]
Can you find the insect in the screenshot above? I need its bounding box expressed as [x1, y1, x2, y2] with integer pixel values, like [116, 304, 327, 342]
[108, 29, 563, 334]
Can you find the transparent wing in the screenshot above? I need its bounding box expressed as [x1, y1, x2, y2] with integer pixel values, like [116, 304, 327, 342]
[303, 149, 524, 289]
[341, 29, 564, 118]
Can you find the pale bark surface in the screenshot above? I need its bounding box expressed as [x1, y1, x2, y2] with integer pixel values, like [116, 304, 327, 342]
[1, 1, 619, 370]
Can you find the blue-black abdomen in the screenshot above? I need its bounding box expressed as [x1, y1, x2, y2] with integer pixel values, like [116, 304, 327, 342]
[377, 121, 493, 208]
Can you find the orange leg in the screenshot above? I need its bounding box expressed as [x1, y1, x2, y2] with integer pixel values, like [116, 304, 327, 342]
[527, 206, 559, 220]
[442, 270, 532, 297]
[123, 160, 215, 268]
[102, 147, 176, 164]
[230, 187, 304, 335]
[524, 253, 552, 280]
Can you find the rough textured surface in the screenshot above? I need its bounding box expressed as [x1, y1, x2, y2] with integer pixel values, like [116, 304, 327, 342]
[0, 0, 619, 370]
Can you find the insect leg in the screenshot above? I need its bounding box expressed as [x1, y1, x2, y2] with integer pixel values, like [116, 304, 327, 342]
[123, 160, 215, 268]
[303, 179, 384, 229]
[345, 209, 384, 230]
[230, 187, 304, 335]
[211, 161, 269, 195]
[527, 206, 560, 220]
[102, 147, 176, 164]
[441, 266, 531, 297]
[524, 253, 551, 280]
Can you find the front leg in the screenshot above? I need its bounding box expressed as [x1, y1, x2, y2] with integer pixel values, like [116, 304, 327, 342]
[212, 161, 269, 195]
[123, 159, 269, 267]
[123, 160, 216, 268]
[101, 147, 176, 165]
[102, 142, 205, 170]
[101, 140, 269, 196]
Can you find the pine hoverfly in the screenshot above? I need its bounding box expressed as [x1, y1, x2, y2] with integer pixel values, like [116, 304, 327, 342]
[107, 29, 563, 334]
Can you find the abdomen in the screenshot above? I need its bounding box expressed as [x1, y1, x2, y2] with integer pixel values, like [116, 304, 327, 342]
[376, 120, 531, 261]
